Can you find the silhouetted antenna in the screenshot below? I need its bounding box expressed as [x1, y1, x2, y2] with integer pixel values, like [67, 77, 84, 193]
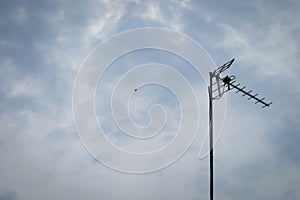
[207, 58, 272, 200]
[222, 75, 272, 108]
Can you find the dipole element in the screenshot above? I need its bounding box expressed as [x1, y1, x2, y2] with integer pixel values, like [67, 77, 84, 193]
[208, 59, 272, 200]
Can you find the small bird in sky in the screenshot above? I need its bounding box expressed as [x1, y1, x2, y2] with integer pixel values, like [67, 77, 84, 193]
[134, 89, 137, 92]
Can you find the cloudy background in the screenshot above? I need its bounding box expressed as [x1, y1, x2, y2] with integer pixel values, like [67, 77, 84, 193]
[1, 0, 300, 200]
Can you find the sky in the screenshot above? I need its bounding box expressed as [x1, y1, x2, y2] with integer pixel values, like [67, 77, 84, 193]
[0, 0, 300, 200]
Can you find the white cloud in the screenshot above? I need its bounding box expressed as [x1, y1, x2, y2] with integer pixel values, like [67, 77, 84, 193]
[85, 3, 125, 41]
[1, 0, 300, 199]
[171, 0, 192, 10]
[140, 2, 164, 23]
[215, 8, 300, 88]
[9, 78, 40, 97]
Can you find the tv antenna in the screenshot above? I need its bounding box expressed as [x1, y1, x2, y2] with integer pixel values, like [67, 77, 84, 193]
[208, 58, 272, 200]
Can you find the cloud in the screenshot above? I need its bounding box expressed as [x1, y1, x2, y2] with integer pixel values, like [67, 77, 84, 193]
[0, 191, 17, 200]
[139, 2, 164, 23]
[0, 0, 300, 200]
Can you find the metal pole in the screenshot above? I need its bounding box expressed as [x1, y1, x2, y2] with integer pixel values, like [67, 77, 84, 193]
[206, 59, 271, 200]
[209, 73, 214, 200]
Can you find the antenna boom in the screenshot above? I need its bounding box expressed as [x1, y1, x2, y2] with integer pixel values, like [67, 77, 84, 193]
[225, 80, 272, 108]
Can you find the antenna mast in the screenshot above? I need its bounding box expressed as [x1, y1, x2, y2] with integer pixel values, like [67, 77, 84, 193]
[208, 59, 272, 200]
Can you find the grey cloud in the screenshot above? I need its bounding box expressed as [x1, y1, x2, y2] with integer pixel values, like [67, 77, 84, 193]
[0, 192, 17, 200]
[0, 0, 300, 200]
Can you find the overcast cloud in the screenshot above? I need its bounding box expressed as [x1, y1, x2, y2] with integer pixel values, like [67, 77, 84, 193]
[0, 0, 300, 200]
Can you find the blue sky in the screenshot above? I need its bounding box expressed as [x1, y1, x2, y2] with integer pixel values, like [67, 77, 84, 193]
[0, 0, 300, 200]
